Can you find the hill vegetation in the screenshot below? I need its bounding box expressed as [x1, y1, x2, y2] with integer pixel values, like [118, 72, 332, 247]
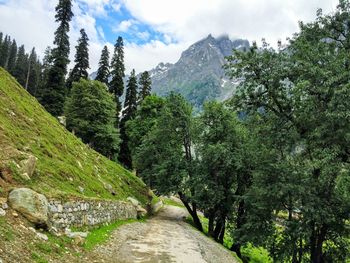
[0, 67, 148, 203]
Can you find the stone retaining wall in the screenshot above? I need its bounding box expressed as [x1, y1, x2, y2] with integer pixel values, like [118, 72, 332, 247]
[48, 199, 138, 229]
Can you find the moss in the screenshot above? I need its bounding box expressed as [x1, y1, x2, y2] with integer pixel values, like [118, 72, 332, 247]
[0, 67, 150, 204]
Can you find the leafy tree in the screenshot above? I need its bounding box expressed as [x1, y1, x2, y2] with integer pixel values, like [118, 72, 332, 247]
[119, 69, 138, 169]
[12, 45, 28, 87]
[134, 93, 203, 231]
[42, 0, 73, 116]
[95, 45, 110, 85]
[138, 71, 152, 102]
[109, 36, 125, 125]
[66, 28, 89, 92]
[65, 79, 120, 158]
[7, 39, 17, 74]
[225, 2, 350, 262]
[127, 95, 165, 162]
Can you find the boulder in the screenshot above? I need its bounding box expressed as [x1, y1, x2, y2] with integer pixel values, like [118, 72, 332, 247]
[36, 232, 49, 241]
[0, 208, 5, 217]
[0, 198, 8, 210]
[136, 206, 147, 218]
[127, 197, 140, 207]
[19, 154, 37, 180]
[8, 188, 48, 225]
[65, 228, 88, 239]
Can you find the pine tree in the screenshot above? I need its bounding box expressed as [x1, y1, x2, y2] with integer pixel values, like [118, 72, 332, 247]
[26, 48, 41, 96]
[66, 28, 89, 92]
[7, 39, 17, 74]
[0, 35, 10, 68]
[42, 0, 73, 116]
[119, 69, 138, 169]
[12, 45, 28, 87]
[109, 36, 125, 125]
[138, 71, 152, 102]
[95, 45, 110, 85]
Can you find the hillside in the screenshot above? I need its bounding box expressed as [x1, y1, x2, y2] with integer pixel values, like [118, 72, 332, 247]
[0, 67, 149, 204]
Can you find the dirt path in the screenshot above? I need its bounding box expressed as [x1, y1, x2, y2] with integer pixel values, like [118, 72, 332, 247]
[84, 206, 238, 263]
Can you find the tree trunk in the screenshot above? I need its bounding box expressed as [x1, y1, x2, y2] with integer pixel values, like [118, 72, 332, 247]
[178, 192, 203, 232]
[310, 223, 327, 263]
[218, 221, 225, 244]
[208, 210, 215, 238]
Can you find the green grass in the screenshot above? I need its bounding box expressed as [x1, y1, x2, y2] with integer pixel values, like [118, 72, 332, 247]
[84, 218, 142, 250]
[162, 197, 184, 208]
[0, 67, 150, 204]
[186, 215, 272, 263]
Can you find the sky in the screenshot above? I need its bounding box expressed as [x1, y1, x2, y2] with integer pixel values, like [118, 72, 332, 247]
[0, 0, 338, 74]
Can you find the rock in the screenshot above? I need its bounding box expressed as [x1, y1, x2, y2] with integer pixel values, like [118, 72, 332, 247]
[0, 198, 8, 210]
[78, 186, 84, 193]
[65, 229, 88, 239]
[0, 257, 2, 263]
[8, 188, 49, 225]
[104, 183, 116, 195]
[0, 208, 6, 217]
[36, 232, 49, 241]
[73, 235, 85, 246]
[19, 154, 37, 180]
[136, 206, 147, 218]
[12, 211, 18, 217]
[58, 116, 66, 126]
[151, 201, 164, 214]
[127, 197, 140, 207]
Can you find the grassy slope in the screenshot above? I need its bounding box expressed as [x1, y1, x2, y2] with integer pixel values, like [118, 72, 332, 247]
[0, 67, 148, 204]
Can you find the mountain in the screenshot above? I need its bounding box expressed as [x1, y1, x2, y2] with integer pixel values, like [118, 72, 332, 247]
[148, 34, 249, 109]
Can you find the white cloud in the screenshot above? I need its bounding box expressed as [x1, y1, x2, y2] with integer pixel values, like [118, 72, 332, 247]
[123, 0, 338, 45]
[124, 40, 189, 73]
[114, 19, 138, 32]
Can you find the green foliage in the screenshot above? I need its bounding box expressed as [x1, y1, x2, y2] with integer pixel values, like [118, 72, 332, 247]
[42, 0, 73, 116]
[65, 79, 120, 159]
[12, 45, 28, 87]
[225, 1, 350, 262]
[95, 45, 110, 85]
[241, 243, 272, 263]
[109, 36, 125, 125]
[138, 71, 152, 102]
[66, 28, 90, 92]
[119, 69, 138, 169]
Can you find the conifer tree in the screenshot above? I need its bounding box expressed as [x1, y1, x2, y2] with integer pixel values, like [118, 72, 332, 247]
[0, 35, 10, 68]
[95, 45, 110, 85]
[109, 36, 125, 125]
[7, 39, 17, 74]
[138, 71, 152, 102]
[26, 48, 41, 96]
[66, 28, 89, 92]
[119, 69, 138, 169]
[12, 45, 28, 87]
[42, 0, 73, 116]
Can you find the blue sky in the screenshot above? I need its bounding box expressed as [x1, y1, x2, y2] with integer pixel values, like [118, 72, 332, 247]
[0, 0, 338, 73]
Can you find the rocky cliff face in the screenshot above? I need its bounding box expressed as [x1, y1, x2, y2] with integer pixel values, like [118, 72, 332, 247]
[148, 35, 249, 109]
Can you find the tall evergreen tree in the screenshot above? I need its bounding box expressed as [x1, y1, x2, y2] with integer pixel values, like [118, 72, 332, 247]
[42, 0, 73, 116]
[109, 36, 125, 125]
[95, 45, 110, 85]
[138, 71, 152, 102]
[119, 69, 138, 168]
[0, 35, 10, 68]
[12, 45, 28, 87]
[26, 48, 41, 96]
[7, 39, 17, 74]
[66, 28, 89, 91]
